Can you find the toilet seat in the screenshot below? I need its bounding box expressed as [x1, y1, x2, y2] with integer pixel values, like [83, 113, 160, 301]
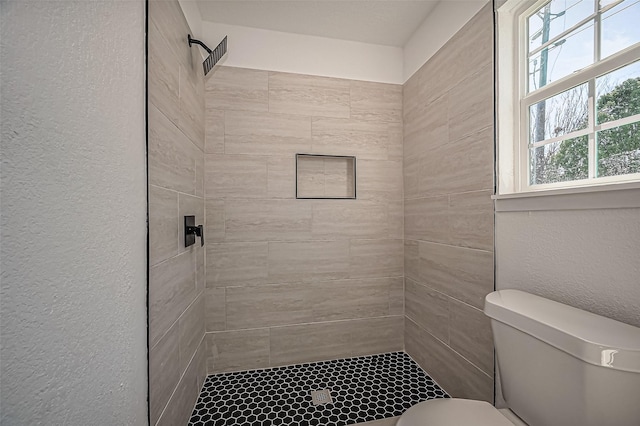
[397, 398, 517, 426]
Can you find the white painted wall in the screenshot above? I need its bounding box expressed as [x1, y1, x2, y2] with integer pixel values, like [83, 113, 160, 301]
[200, 21, 404, 83]
[403, 0, 488, 82]
[0, 2, 148, 424]
[496, 206, 640, 328]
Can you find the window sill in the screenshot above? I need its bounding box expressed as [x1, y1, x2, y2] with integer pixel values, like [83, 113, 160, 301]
[493, 182, 640, 212]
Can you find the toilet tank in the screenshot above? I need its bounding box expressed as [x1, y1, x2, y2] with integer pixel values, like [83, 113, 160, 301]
[484, 290, 640, 426]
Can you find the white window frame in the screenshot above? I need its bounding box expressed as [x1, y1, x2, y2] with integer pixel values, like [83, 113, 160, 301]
[496, 0, 640, 195]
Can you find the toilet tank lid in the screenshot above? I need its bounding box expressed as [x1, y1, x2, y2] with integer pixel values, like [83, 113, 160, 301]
[484, 290, 640, 373]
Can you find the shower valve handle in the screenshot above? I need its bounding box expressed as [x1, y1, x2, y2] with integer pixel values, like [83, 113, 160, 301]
[184, 216, 204, 247]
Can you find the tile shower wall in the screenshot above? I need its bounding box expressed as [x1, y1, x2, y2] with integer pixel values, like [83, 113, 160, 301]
[148, 1, 206, 425]
[204, 67, 404, 374]
[402, 4, 495, 402]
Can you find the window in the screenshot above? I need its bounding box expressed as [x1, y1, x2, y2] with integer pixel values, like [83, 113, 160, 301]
[497, 0, 640, 193]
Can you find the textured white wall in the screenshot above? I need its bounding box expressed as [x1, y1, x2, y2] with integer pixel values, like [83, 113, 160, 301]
[0, 2, 148, 424]
[496, 207, 640, 327]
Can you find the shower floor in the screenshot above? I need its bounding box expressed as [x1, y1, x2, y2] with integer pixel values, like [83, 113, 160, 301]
[188, 351, 448, 426]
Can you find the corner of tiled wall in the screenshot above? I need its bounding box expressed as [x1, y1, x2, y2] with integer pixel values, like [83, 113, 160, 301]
[402, 3, 496, 403]
[147, 1, 207, 424]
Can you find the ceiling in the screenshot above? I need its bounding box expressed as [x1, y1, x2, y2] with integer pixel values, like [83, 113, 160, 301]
[196, 1, 446, 47]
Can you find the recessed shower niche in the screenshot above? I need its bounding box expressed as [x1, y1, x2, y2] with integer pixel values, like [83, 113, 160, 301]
[296, 154, 356, 199]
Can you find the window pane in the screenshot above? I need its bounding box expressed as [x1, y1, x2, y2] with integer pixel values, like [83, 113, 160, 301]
[528, 0, 595, 52]
[530, 136, 589, 184]
[528, 22, 594, 92]
[529, 83, 589, 143]
[597, 121, 640, 176]
[601, 0, 640, 59]
[597, 60, 640, 124]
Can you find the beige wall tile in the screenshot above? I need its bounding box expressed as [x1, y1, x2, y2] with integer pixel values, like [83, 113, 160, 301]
[179, 62, 205, 150]
[404, 240, 420, 283]
[205, 108, 225, 154]
[179, 293, 205, 374]
[403, 156, 422, 201]
[223, 200, 312, 242]
[268, 240, 350, 283]
[178, 193, 205, 253]
[448, 63, 493, 143]
[270, 322, 351, 365]
[324, 156, 356, 198]
[449, 190, 494, 252]
[311, 201, 388, 240]
[225, 110, 311, 156]
[156, 353, 198, 426]
[405, 278, 450, 344]
[268, 156, 296, 199]
[404, 196, 449, 243]
[149, 103, 198, 195]
[449, 298, 494, 376]
[149, 251, 196, 348]
[269, 72, 350, 118]
[349, 239, 403, 279]
[205, 199, 225, 243]
[405, 318, 493, 402]
[205, 66, 268, 112]
[387, 122, 404, 161]
[149, 324, 180, 425]
[206, 242, 268, 287]
[296, 156, 327, 198]
[226, 283, 314, 329]
[387, 200, 404, 239]
[148, 21, 180, 126]
[207, 329, 270, 374]
[312, 117, 389, 160]
[149, 185, 179, 266]
[204, 154, 267, 199]
[205, 287, 226, 332]
[350, 81, 402, 124]
[404, 93, 448, 157]
[388, 278, 404, 315]
[358, 160, 403, 201]
[310, 278, 395, 322]
[148, 1, 192, 70]
[196, 244, 205, 293]
[350, 316, 404, 357]
[195, 338, 207, 391]
[418, 242, 493, 310]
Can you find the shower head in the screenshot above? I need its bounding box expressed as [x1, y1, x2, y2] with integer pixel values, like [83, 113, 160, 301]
[188, 34, 227, 76]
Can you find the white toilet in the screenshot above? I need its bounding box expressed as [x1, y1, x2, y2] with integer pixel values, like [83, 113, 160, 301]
[398, 289, 640, 426]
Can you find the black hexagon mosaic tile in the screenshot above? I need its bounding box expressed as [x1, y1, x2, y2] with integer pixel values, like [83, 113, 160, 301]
[188, 351, 448, 426]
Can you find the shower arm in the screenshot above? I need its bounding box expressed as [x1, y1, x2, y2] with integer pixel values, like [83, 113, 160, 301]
[188, 34, 212, 54]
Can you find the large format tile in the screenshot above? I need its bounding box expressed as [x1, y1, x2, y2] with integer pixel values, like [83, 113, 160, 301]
[312, 117, 389, 160]
[404, 196, 449, 243]
[418, 241, 493, 309]
[205, 287, 226, 332]
[349, 239, 404, 279]
[268, 240, 350, 283]
[149, 324, 180, 425]
[350, 80, 402, 124]
[224, 110, 311, 155]
[448, 190, 494, 252]
[178, 61, 205, 150]
[449, 298, 494, 376]
[148, 0, 191, 70]
[205, 66, 269, 112]
[226, 283, 314, 329]
[269, 72, 350, 118]
[205, 199, 224, 243]
[405, 318, 493, 402]
[204, 154, 267, 199]
[223, 200, 312, 242]
[267, 156, 296, 199]
[149, 103, 199, 195]
[405, 278, 450, 343]
[350, 316, 404, 356]
[206, 242, 268, 287]
[204, 108, 224, 154]
[357, 160, 403, 201]
[148, 20, 180, 126]
[270, 321, 351, 365]
[149, 185, 179, 266]
[404, 240, 420, 283]
[149, 251, 196, 348]
[156, 345, 199, 426]
[311, 201, 388, 240]
[179, 293, 205, 374]
[448, 63, 493, 143]
[207, 329, 270, 373]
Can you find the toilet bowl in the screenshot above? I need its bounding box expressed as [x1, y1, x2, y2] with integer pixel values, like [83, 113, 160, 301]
[397, 290, 640, 426]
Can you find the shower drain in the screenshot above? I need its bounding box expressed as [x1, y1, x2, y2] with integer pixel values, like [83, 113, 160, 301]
[310, 389, 333, 406]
